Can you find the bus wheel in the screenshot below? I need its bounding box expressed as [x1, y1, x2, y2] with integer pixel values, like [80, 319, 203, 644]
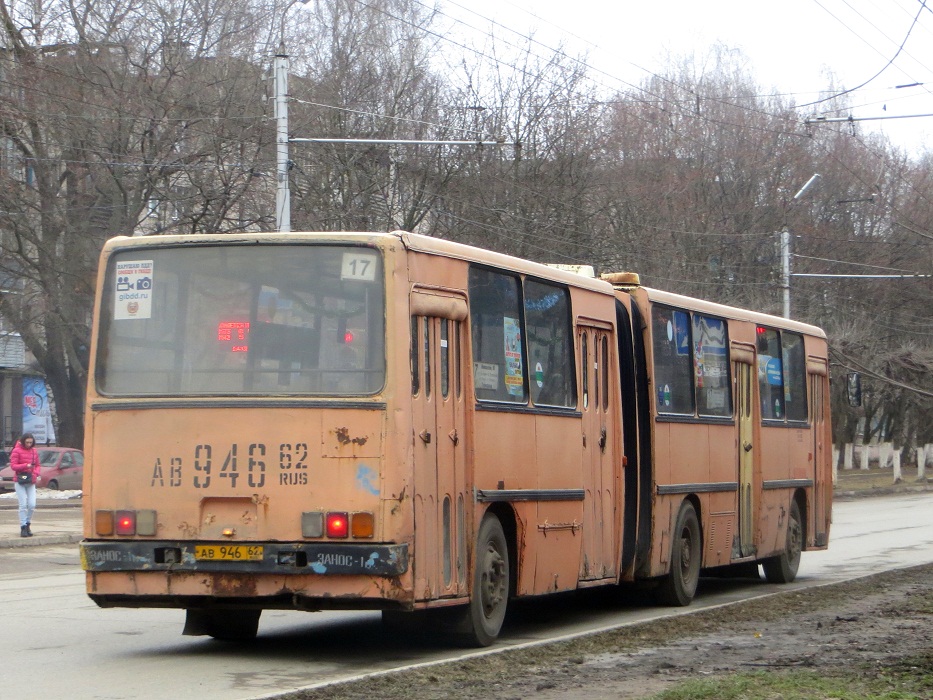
[182, 608, 261, 641]
[763, 500, 803, 584]
[655, 501, 701, 607]
[453, 514, 510, 647]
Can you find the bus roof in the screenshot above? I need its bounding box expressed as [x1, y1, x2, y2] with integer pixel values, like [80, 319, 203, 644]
[101, 231, 617, 296]
[101, 231, 395, 252]
[100, 233, 823, 337]
[636, 286, 827, 339]
[398, 232, 615, 294]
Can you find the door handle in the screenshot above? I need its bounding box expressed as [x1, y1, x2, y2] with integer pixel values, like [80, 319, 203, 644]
[448, 429, 459, 446]
[743, 441, 753, 452]
[419, 430, 432, 444]
[599, 428, 607, 451]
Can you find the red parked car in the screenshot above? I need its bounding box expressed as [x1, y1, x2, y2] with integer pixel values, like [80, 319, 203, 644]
[0, 447, 84, 491]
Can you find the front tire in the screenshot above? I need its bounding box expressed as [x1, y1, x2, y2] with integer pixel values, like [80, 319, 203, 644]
[655, 501, 701, 606]
[763, 500, 803, 584]
[452, 514, 510, 647]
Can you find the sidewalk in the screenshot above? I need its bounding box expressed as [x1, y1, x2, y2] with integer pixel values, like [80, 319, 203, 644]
[0, 496, 83, 548]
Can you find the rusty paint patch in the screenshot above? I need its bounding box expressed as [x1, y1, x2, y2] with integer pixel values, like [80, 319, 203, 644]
[375, 576, 409, 600]
[334, 426, 369, 447]
[211, 573, 257, 597]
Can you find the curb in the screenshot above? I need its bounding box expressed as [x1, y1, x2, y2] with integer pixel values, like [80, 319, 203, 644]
[832, 482, 933, 500]
[0, 534, 83, 549]
[0, 500, 82, 511]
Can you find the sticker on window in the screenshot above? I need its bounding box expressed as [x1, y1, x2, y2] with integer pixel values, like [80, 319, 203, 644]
[340, 252, 377, 281]
[114, 260, 154, 320]
[503, 317, 523, 396]
[474, 362, 499, 390]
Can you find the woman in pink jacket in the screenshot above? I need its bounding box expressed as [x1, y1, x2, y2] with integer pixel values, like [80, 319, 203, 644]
[10, 433, 40, 537]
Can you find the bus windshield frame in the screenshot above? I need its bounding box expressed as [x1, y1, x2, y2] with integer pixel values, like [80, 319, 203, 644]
[96, 243, 386, 397]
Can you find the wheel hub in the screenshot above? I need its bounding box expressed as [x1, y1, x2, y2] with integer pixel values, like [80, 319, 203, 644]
[481, 545, 506, 616]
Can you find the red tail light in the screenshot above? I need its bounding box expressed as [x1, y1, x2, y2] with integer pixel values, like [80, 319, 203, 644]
[115, 510, 136, 536]
[326, 512, 349, 538]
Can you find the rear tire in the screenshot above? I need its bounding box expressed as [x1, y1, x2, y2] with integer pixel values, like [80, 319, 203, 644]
[183, 609, 261, 641]
[47, 480, 59, 490]
[655, 501, 701, 606]
[763, 500, 803, 584]
[452, 514, 509, 647]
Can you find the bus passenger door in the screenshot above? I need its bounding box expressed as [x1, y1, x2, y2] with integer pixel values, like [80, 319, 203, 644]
[411, 309, 468, 601]
[734, 356, 756, 558]
[809, 369, 829, 546]
[578, 323, 615, 581]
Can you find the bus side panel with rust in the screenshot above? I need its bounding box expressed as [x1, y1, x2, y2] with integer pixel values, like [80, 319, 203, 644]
[404, 245, 622, 599]
[622, 285, 831, 580]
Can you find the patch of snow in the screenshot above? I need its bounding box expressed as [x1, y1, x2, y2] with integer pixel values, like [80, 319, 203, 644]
[0, 488, 82, 500]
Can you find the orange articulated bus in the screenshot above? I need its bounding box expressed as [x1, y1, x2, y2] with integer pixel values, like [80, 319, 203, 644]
[80, 231, 831, 645]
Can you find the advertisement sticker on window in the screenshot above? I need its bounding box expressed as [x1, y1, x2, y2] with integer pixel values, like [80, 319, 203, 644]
[114, 260, 154, 320]
[503, 317, 523, 396]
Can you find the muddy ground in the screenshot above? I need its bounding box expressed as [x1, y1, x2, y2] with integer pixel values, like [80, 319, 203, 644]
[285, 563, 932, 700]
[288, 473, 933, 700]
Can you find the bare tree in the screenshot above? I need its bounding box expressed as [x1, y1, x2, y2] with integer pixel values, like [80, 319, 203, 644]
[0, 0, 282, 446]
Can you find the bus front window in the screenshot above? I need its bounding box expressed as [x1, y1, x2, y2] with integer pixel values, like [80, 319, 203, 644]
[97, 245, 385, 396]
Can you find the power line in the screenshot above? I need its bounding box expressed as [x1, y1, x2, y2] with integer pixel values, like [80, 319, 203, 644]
[798, 0, 929, 109]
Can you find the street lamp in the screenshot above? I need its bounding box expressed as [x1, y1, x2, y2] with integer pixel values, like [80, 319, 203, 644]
[782, 173, 821, 318]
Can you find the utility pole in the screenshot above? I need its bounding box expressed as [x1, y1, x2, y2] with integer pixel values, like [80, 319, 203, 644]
[781, 225, 791, 319]
[274, 45, 290, 233]
[783, 173, 821, 318]
[273, 61, 507, 233]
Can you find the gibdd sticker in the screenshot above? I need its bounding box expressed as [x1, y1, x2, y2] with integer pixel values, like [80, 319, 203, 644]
[114, 260, 154, 319]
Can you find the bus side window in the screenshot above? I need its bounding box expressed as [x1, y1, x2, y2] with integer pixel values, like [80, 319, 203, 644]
[782, 332, 807, 421]
[756, 327, 784, 419]
[411, 316, 420, 396]
[601, 334, 610, 412]
[692, 314, 731, 417]
[441, 319, 449, 398]
[651, 306, 695, 414]
[468, 267, 526, 403]
[525, 279, 575, 408]
[423, 316, 431, 398]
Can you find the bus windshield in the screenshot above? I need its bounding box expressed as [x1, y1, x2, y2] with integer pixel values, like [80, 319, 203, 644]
[97, 244, 385, 397]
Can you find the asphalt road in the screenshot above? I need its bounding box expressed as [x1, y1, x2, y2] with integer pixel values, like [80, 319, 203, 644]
[0, 493, 931, 700]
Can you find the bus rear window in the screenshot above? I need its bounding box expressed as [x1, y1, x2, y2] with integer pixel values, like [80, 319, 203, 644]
[97, 245, 385, 396]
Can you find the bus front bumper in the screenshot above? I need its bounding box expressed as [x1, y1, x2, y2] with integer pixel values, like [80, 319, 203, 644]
[80, 540, 409, 576]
